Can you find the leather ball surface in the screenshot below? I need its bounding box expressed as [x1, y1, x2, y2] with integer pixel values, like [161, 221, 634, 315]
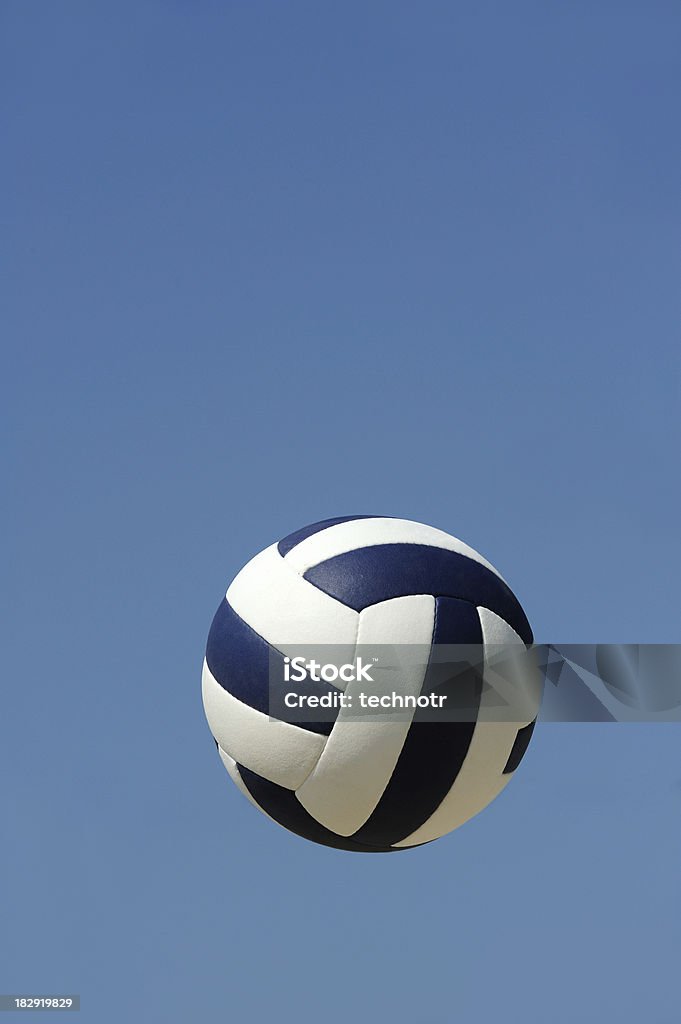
[202, 516, 538, 852]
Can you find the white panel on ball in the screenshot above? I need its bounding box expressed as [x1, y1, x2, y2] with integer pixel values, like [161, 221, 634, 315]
[295, 596, 435, 836]
[202, 661, 325, 790]
[226, 543, 359, 656]
[283, 517, 507, 582]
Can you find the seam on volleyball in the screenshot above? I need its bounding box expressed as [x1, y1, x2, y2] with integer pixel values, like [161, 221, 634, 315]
[207, 593, 332, 774]
[292, 602, 364, 800]
[225, 748, 398, 850]
[320, 590, 498, 614]
[216, 744, 280, 824]
[385, 597, 480, 847]
[238, 759, 402, 853]
[296, 588, 532, 646]
[476, 604, 533, 649]
[298, 596, 435, 840]
[285, 536, 506, 584]
[347, 595, 439, 847]
[271, 548, 357, 790]
[393, 604, 532, 846]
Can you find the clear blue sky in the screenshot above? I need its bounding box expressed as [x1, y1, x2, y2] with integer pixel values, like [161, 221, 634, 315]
[3, 3, 680, 1021]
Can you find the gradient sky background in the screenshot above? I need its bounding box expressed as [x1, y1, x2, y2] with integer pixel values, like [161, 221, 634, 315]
[4, 3, 680, 1022]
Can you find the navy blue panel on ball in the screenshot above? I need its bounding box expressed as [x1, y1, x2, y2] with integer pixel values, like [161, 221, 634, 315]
[502, 718, 537, 774]
[304, 544, 533, 644]
[277, 516, 381, 557]
[351, 598, 483, 848]
[236, 765, 415, 853]
[205, 599, 334, 736]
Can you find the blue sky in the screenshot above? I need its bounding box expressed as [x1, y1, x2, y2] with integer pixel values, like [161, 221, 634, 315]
[3, 3, 680, 1021]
